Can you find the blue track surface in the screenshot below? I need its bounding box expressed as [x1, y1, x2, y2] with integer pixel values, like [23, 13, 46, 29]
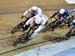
[15, 40, 75, 56]
[54, 48, 75, 56]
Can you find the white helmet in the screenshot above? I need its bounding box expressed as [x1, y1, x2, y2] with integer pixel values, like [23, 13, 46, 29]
[59, 9, 65, 14]
[31, 6, 38, 11]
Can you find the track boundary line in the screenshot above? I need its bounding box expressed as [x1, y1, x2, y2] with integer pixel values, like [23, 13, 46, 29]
[0, 8, 73, 14]
[0, 39, 56, 55]
[0, 36, 65, 55]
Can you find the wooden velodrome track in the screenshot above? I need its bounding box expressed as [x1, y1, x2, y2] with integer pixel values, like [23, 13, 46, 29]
[0, 0, 75, 56]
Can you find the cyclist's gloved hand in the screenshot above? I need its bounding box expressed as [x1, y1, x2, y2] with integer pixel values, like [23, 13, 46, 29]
[21, 16, 27, 19]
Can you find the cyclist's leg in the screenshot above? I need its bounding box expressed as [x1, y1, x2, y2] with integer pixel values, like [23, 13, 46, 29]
[30, 25, 43, 39]
[30, 21, 48, 39]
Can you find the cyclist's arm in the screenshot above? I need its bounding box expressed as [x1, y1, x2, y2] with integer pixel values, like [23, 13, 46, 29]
[50, 12, 58, 19]
[21, 9, 31, 19]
